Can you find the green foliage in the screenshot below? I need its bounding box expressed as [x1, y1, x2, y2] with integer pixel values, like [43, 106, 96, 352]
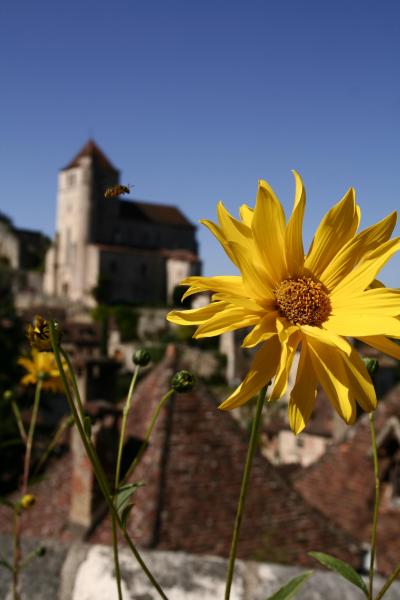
[265, 571, 313, 600]
[114, 305, 139, 342]
[309, 552, 368, 596]
[115, 482, 145, 529]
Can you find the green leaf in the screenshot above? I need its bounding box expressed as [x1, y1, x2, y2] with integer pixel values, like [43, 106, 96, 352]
[265, 571, 313, 600]
[120, 503, 135, 529]
[114, 482, 144, 528]
[309, 552, 368, 596]
[83, 416, 92, 438]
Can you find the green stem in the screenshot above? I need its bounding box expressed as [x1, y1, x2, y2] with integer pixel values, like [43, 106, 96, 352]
[224, 387, 266, 600]
[374, 564, 400, 600]
[22, 379, 42, 494]
[49, 321, 169, 600]
[11, 400, 27, 444]
[122, 389, 174, 484]
[33, 415, 74, 476]
[115, 366, 140, 488]
[112, 366, 140, 600]
[368, 411, 380, 600]
[12, 509, 20, 600]
[60, 348, 86, 424]
[112, 515, 123, 600]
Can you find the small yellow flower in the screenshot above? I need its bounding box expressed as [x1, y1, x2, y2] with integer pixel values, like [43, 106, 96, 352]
[18, 349, 64, 393]
[168, 173, 400, 434]
[26, 315, 60, 351]
[20, 494, 36, 510]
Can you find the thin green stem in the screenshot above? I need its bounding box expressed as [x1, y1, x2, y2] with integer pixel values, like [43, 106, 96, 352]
[112, 366, 140, 600]
[22, 379, 42, 494]
[11, 400, 27, 445]
[374, 564, 400, 600]
[224, 387, 266, 600]
[12, 508, 20, 600]
[115, 366, 140, 488]
[112, 515, 123, 600]
[122, 389, 174, 484]
[33, 415, 74, 476]
[60, 348, 86, 424]
[49, 321, 169, 600]
[368, 411, 380, 600]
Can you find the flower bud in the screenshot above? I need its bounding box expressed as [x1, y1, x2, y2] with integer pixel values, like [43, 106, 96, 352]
[26, 316, 60, 351]
[171, 370, 195, 393]
[132, 349, 151, 367]
[362, 357, 379, 376]
[20, 494, 36, 510]
[3, 389, 13, 403]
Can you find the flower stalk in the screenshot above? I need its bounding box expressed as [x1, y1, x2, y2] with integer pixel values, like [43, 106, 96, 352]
[224, 386, 267, 600]
[49, 321, 169, 600]
[368, 411, 380, 599]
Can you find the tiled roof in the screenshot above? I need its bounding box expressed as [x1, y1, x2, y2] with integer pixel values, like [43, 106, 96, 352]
[91, 348, 362, 568]
[0, 349, 365, 571]
[293, 383, 400, 576]
[119, 199, 194, 228]
[62, 139, 118, 173]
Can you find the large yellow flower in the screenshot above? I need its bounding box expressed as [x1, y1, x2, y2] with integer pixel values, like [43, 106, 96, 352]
[167, 173, 400, 433]
[18, 349, 64, 393]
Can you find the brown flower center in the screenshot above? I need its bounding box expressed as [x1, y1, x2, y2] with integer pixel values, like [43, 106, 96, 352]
[274, 277, 331, 326]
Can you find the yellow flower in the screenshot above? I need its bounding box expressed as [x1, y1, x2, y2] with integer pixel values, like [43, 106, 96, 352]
[18, 349, 64, 393]
[167, 173, 400, 434]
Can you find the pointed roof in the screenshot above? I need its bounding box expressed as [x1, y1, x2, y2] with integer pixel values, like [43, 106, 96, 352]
[62, 139, 118, 173]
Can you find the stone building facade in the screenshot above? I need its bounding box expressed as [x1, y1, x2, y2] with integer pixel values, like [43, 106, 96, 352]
[44, 140, 201, 306]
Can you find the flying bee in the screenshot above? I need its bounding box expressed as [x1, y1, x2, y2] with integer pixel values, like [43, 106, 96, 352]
[104, 184, 133, 199]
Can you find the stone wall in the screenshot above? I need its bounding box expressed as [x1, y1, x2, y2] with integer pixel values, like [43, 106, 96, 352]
[1, 538, 399, 600]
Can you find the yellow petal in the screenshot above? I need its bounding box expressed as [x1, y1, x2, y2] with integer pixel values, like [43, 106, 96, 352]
[218, 336, 281, 409]
[285, 171, 305, 277]
[307, 338, 357, 424]
[239, 204, 254, 226]
[320, 212, 397, 290]
[200, 219, 238, 266]
[229, 241, 276, 303]
[180, 275, 247, 301]
[194, 306, 260, 338]
[358, 335, 400, 360]
[251, 179, 286, 284]
[331, 237, 400, 298]
[242, 312, 278, 348]
[343, 348, 376, 413]
[324, 313, 400, 338]
[304, 187, 358, 277]
[288, 341, 318, 434]
[302, 324, 352, 355]
[217, 202, 252, 245]
[167, 301, 227, 325]
[18, 357, 35, 373]
[270, 330, 301, 400]
[331, 288, 400, 316]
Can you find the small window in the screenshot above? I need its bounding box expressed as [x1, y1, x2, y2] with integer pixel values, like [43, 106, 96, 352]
[66, 172, 76, 188]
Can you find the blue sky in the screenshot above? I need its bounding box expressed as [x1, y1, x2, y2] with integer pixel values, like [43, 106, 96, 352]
[1, 1, 399, 283]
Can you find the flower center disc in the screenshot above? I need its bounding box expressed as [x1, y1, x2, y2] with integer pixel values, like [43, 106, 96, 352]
[275, 277, 331, 326]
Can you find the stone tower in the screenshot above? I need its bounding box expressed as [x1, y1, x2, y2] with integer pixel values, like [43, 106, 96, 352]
[44, 140, 119, 303]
